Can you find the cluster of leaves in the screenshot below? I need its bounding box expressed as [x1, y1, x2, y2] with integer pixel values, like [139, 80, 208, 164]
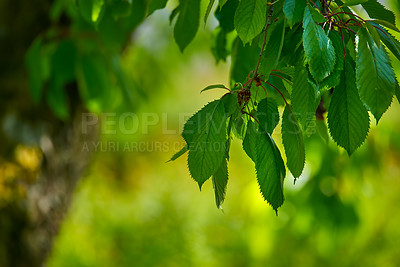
[25, 0, 169, 118]
[24, 0, 400, 212]
[170, 0, 400, 212]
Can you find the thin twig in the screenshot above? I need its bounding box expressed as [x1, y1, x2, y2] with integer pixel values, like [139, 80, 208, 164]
[265, 81, 288, 105]
[247, 5, 274, 89]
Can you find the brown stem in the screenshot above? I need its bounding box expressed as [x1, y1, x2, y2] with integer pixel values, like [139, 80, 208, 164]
[246, 5, 274, 90]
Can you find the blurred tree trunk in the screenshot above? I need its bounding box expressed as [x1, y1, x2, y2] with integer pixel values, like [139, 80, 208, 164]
[0, 0, 96, 266]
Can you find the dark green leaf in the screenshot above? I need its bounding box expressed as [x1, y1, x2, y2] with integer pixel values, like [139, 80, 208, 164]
[362, 0, 396, 25]
[26, 38, 44, 103]
[169, 5, 180, 24]
[78, 54, 111, 113]
[368, 19, 400, 33]
[111, 0, 132, 19]
[212, 157, 229, 208]
[149, 0, 169, 15]
[234, 0, 267, 44]
[182, 100, 227, 189]
[221, 93, 237, 116]
[174, 0, 200, 51]
[291, 60, 318, 133]
[257, 97, 279, 134]
[230, 37, 259, 84]
[232, 112, 247, 139]
[356, 28, 395, 122]
[365, 21, 381, 48]
[47, 77, 69, 119]
[211, 27, 229, 62]
[373, 23, 400, 61]
[219, 0, 228, 8]
[309, 6, 325, 24]
[283, 0, 306, 27]
[303, 7, 336, 82]
[201, 84, 228, 93]
[215, 0, 238, 32]
[328, 56, 370, 155]
[244, 121, 285, 212]
[168, 145, 188, 162]
[51, 40, 76, 83]
[341, 0, 367, 7]
[259, 21, 285, 79]
[282, 105, 305, 178]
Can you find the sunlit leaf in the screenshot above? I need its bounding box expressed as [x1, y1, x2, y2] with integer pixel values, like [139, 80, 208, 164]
[303, 7, 336, 82]
[212, 157, 228, 208]
[356, 28, 395, 122]
[257, 97, 279, 134]
[234, 0, 267, 44]
[282, 105, 305, 178]
[328, 56, 370, 155]
[182, 100, 227, 189]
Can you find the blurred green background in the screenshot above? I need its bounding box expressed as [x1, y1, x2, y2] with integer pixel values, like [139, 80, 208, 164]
[42, 4, 400, 267]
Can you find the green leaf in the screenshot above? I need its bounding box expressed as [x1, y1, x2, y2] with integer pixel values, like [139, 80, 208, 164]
[111, 55, 135, 108]
[205, 0, 216, 24]
[201, 84, 228, 93]
[168, 145, 188, 162]
[282, 105, 305, 178]
[46, 40, 77, 119]
[51, 40, 76, 83]
[230, 37, 259, 84]
[291, 59, 318, 132]
[259, 21, 285, 79]
[219, 0, 228, 8]
[367, 19, 400, 33]
[111, 0, 132, 19]
[328, 56, 370, 155]
[244, 121, 285, 212]
[221, 93, 237, 116]
[373, 23, 400, 61]
[356, 28, 396, 122]
[149, 0, 169, 15]
[78, 54, 111, 113]
[309, 6, 325, 24]
[78, 0, 105, 24]
[212, 157, 229, 208]
[316, 119, 330, 143]
[169, 5, 180, 24]
[395, 83, 400, 104]
[283, 0, 306, 27]
[232, 112, 247, 139]
[257, 97, 279, 134]
[174, 0, 200, 51]
[215, 0, 238, 32]
[182, 100, 227, 189]
[362, 0, 396, 25]
[365, 22, 381, 48]
[303, 7, 336, 82]
[314, 30, 344, 90]
[26, 38, 44, 104]
[234, 0, 267, 44]
[211, 27, 229, 62]
[341, 0, 368, 7]
[47, 77, 69, 119]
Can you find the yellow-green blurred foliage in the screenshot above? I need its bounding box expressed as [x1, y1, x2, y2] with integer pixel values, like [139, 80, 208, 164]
[47, 5, 400, 267]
